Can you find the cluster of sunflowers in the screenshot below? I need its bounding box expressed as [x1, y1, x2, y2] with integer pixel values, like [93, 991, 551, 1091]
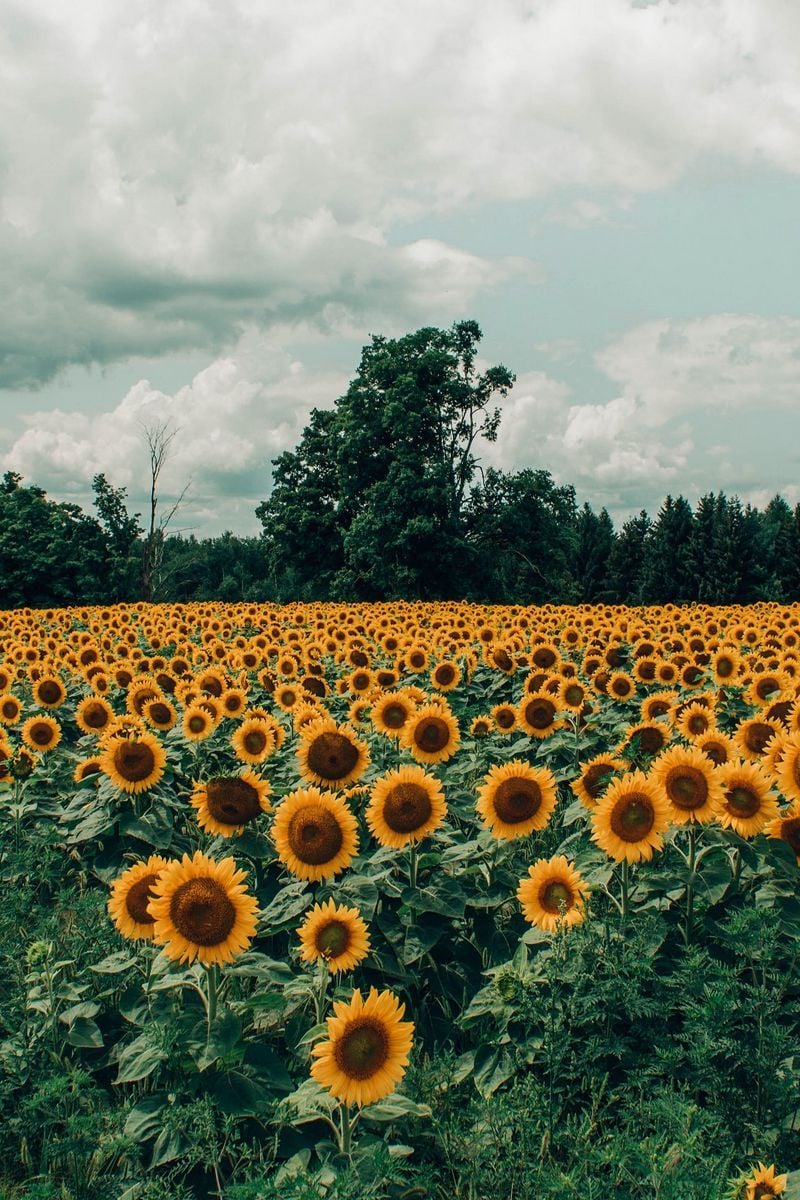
[2, 599, 800, 1184]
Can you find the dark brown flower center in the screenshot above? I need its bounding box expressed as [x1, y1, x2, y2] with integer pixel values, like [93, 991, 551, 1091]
[666, 766, 708, 811]
[716, 656, 735, 678]
[29, 721, 55, 747]
[413, 716, 451, 753]
[78, 760, 102, 779]
[38, 681, 63, 704]
[333, 1016, 390, 1080]
[188, 713, 209, 733]
[564, 685, 584, 707]
[306, 731, 360, 780]
[1, 699, 19, 719]
[169, 877, 236, 946]
[316, 919, 350, 958]
[523, 699, 556, 730]
[539, 880, 574, 914]
[780, 816, 800, 857]
[532, 647, 557, 669]
[636, 727, 667, 755]
[687, 713, 709, 734]
[610, 794, 655, 841]
[148, 702, 172, 725]
[287, 804, 344, 864]
[493, 650, 513, 672]
[381, 702, 408, 730]
[725, 785, 760, 819]
[495, 707, 516, 729]
[243, 726, 267, 754]
[205, 777, 262, 826]
[83, 702, 110, 729]
[493, 777, 542, 824]
[744, 722, 774, 755]
[125, 872, 159, 924]
[434, 664, 456, 685]
[701, 740, 728, 766]
[583, 762, 614, 800]
[382, 782, 433, 833]
[113, 740, 156, 782]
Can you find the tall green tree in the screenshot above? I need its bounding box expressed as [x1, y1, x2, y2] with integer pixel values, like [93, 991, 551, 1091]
[92, 474, 142, 600]
[607, 510, 651, 603]
[641, 495, 695, 604]
[573, 504, 615, 602]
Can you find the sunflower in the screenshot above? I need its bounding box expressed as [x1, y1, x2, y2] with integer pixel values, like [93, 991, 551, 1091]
[476, 760, 558, 840]
[370, 691, 415, 738]
[144, 698, 177, 731]
[298, 899, 370, 973]
[607, 671, 636, 702]
[777, 732, 800, 802]
[100, 730, 167, 794]
[617, 721, 671, 761]
[297, 717, 370, 789]
[712, 760, 780, 838]
[182, 703, 215, 742]
[311, 987, 414, 1107]
[272, 787, 359, 882]
[640, 691, 677, 724]
[591, 772, 670, 863]
[75, 695, 114, 736]
[676, 702, 717, 740]
[108, 855, 170, 941]
[558, 678, 587, 712]
[764, 800, 800, 863]
[430, 661, 461, 692]
[366, 765, 446, 848]
[650, 745, 723, 824]
[570, 753, 623, 809]
[0, 693, 22, 725]
[491, 703, 518, 733]
[232, 716, 276, 764]
[21, 715, 61, 753]
[710, 646, 742, 686]
[148, 850, 259, 966]
[517, 692, 563, 739]
[517, 855, 589, 932]
[191, 769, 272, 837]
[32, 675, 66, 709]
[470, 715, 492, 737]
[744, 1162, 788, 1199]
[74, 756, 103, 783]
[734, 716, 784, 763]
[402, 703, 460, 764]
[693, 729, 737, 767]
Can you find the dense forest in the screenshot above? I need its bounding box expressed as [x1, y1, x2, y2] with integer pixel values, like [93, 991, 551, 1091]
[1, 321, 798, 609]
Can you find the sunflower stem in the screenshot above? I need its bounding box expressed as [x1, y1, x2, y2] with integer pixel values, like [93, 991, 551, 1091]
[408, 840, 419, 891]
[684, 824, 697, 944]
[620, 858, 630, 922]
[338, 1102, 354, 1158]
[206, 964, 220, 1033]
[313, 959, 330, 1026]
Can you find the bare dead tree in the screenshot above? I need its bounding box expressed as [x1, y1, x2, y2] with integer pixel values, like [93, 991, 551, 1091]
[141, 421, 191, 601]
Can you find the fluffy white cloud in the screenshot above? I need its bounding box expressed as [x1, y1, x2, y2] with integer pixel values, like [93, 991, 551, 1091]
[3, 0, 800, 385]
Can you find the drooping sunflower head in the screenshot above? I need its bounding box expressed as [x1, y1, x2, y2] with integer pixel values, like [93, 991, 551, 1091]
[311, 986, 414, 1107]
[148, 850, 259, 966]
[570, 753, 624, 809]
[650, 744, 723, 824]
[713, 759, 780, 838]
[297, 717, 370, 789]
[108, 855, 170, 941]
[591, 771, 670, 863]
[100, 729, 167, 794]
[470, 715, 492, 737]
[402, 703, 460, 764]
[517, 855, 589, 932]
[476, 759, 558, 840]
[191, 769, 272, 837]
[297, 899, 370, 973]
[272, 786, 359, 882]
[367, 764, 447, 848]
[74, 756, 103, 783]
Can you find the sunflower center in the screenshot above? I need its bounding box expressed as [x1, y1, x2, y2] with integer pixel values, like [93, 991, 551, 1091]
[637, 727, 666, 755]
[725, 785, 759, 819]
[701, 740, 727, 766]
[125, 873, 159, 925]
[666, 767, 708, 810]
[493, 778, 542, 824]
[435, 665, 456, 685]
[564, 685, 584, 707]
[169, 877, 236, 946]
[496, 707, 516, 729]
[382, 782, 433, 833]
[149, 702, 172, 725]
[189, 714, 208, 733]
[29, 722, 55, 746]
[533, 648, 557, 668]
[493, 650, 513, 672]
[306, 732, 359, 781]
[243, 727, 267, 754]
[780, 816, 800, 856]
[744, 722, 773, 755]
[287, 804, 344, 865]
[1, 699, 18, 719]
[583, 763, 613, 800]
[316, 919, 350, 958]
[610, 795, 655, 841]
[382, 703, 408, 730]
[716, 657, 734, 678]
[523, 699, 555, 730]
[539, 880, 574, 914]
[206, 777, 262, 826]
[38, 681, 62, 704]
[413, 717, 451, 753]
[83, 703, 109, 728]
[333, 1017, 390, 1081]
[113, 740, 156, 782]
[753, 1185, 778, 1199]
[687, 713, 709, 734]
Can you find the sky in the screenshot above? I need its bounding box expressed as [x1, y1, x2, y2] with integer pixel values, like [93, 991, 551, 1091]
[1, 0, 800, 536]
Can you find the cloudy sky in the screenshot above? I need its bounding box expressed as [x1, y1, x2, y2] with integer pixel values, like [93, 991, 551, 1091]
[2, 0, 800, 536]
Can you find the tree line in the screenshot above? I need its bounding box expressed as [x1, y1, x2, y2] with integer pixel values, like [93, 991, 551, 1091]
[1, 321, 798, 608]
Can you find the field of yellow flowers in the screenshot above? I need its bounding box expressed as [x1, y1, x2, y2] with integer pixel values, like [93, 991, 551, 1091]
[2, 601, 800, 1200]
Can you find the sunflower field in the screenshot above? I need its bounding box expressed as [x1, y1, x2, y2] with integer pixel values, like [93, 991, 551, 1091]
[2, 601, 800, 1200]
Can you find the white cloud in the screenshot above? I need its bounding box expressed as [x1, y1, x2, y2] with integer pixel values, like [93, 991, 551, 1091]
[3, 0, 800, 385]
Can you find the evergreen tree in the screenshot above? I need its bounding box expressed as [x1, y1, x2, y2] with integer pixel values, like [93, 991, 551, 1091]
[607, 510, 651, 603]
[641, 495, 695, 604]
[573, 504, 615, 602]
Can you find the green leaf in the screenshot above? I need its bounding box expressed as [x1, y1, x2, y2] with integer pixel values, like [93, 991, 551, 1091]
[150, 1127, 188, 1168]
[243, 1044, 295, 1094]
[66, 1017, 104, 1048]
[362, 1093, 432, 1121]
[207, 1069, 270, 1116]
[124, 1095, 168, 1143]
[193, 1010, 242, 1071]
[115, 1034, 166, 1084]
[472, 1044, 516, 1097]
[91, 951, 136, 974]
